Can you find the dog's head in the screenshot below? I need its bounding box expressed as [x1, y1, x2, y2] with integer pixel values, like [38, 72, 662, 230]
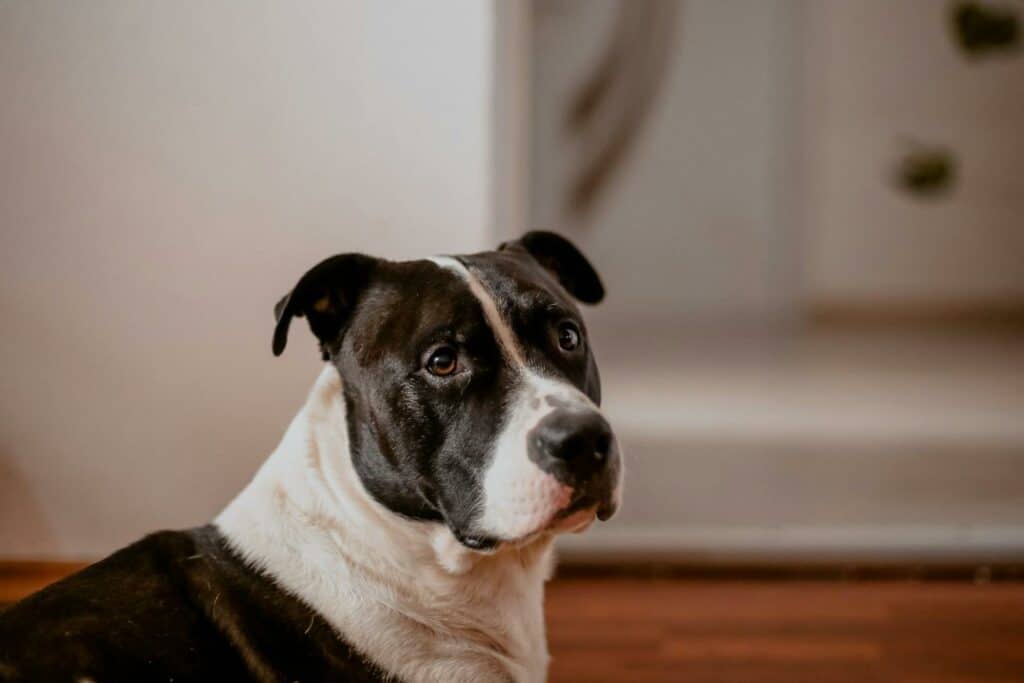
[272, 232, 622, 551]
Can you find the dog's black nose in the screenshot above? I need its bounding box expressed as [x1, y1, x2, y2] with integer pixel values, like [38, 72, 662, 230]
[529, 409, 614, 484]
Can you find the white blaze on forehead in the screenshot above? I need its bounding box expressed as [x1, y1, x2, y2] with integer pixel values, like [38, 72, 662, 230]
[427, 256, 526, 368]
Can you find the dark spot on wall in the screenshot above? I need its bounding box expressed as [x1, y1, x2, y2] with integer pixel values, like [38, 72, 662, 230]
[894, 146, 957, 198]
[951, 2, 1020, 58]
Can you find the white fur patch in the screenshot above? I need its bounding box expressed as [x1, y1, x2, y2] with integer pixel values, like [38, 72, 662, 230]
[429, 257, 527, 366]
[216, 367, 553, 683]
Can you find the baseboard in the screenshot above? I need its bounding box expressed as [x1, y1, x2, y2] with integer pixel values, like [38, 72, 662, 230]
[557, 525, 1024, 565]
[552, 559, 1024, 582]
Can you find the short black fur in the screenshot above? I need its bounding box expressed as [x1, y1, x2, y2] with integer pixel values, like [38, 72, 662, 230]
[0, 526, 391, 682]
[499, 230, 605, 305]
[273, 253, 379, 360]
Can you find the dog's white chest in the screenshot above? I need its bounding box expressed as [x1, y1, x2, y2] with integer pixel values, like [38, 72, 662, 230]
[216, 367, 555, 682]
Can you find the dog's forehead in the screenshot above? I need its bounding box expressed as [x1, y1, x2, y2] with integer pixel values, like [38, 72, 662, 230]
[348, 251, 579, 366]
[452, 250, 578, 315]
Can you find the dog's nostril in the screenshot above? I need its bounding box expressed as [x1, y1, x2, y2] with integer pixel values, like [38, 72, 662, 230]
[560, 434, 588, 461]
[536, 410, 613, 465]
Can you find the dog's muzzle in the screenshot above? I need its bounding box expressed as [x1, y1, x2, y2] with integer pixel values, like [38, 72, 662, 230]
[528, 408, 620, 521]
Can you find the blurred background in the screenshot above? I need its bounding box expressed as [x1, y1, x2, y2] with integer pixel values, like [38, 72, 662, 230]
[2, 0, 1023, 571]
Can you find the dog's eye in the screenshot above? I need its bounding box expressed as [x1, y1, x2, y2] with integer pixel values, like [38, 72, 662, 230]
[426, 346, 459, 377]
[557, 322, 581, 352]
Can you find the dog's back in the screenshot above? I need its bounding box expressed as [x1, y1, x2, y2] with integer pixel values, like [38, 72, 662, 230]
[0, 526, 384, 682]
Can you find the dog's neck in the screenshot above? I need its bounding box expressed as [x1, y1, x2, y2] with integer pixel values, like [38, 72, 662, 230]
[216, 366, 555, 683]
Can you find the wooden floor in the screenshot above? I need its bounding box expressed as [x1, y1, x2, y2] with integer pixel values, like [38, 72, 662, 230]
[4, 567, 1024, 682]
[546, 578, 1024, 683]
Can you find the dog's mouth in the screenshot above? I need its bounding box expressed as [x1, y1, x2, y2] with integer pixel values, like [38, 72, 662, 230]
[454, 490, 617, 552]
[548, 489, 617, 533]
[452, 473, 621, 552]
[558, 490, 617, 522]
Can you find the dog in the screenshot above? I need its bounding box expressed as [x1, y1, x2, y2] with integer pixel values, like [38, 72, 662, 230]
[0, 231, 622, 682]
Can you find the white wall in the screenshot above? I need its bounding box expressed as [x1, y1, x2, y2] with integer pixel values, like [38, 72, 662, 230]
[0, 1, 495, 558]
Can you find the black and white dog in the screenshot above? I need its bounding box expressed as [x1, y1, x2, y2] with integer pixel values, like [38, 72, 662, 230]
[0, 232, 622, 682]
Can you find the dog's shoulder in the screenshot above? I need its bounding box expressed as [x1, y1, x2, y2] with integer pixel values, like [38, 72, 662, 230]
[0, 526, 391, 682]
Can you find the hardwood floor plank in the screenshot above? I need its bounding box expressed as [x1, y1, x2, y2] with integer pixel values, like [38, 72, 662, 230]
[546, 579, 1024, 683]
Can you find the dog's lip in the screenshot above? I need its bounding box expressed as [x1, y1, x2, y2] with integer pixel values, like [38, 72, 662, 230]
[549, 505, 597, 533]
[596, 499, 617, 521]
[466, 490, 618, 551]
[558, 490, 616, 521]
[556, 493, 597, 519]
[546, 491, 617, 533]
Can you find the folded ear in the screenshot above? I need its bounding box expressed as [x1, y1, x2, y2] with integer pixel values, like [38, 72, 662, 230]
[500, 230, 605, 304]
[272, 253, 379, 360]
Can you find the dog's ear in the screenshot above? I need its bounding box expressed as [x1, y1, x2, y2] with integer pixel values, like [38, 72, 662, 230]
[272, 253, 379, 360]
[500, 231, 605, 304]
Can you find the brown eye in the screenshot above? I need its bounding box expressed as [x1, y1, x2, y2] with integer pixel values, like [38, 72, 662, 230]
[557, 322, 581, 351]
[426, 346, 459, 376]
